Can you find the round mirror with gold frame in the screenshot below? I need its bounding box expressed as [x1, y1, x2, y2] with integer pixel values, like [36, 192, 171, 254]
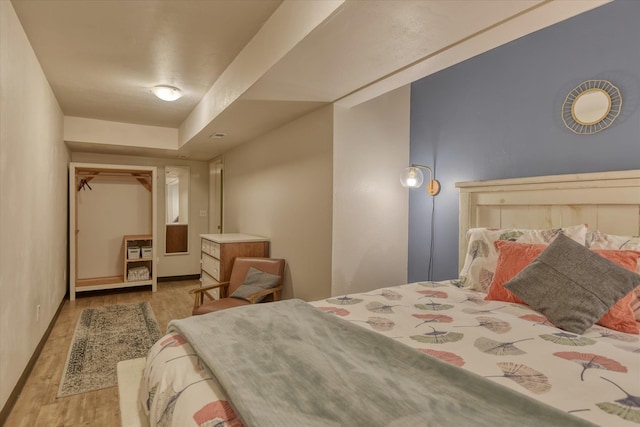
[562, 80, 621, 134]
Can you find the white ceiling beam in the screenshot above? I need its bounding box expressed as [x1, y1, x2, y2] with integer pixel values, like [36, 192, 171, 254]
[64, 116, 178, 150]
[337, 0, 611, 108]
[178, 0, 345, 147]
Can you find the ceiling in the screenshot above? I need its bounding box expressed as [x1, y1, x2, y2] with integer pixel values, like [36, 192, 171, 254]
[11, 0, 609, 161]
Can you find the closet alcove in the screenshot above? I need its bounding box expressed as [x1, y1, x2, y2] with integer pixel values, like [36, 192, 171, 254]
[69, 163, 157, 300]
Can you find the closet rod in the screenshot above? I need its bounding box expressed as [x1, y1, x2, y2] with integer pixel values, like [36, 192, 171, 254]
[76, 171, 153, 192]
[76, 173, 152, 179]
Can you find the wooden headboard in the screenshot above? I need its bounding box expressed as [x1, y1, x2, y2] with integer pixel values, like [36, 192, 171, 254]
[456, 170, 640, 270]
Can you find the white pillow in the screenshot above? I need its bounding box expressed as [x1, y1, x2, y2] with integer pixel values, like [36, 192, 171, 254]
[459, 224, 588, 292]
[588, 230, 640, 250]
[588, 230, 640, 272]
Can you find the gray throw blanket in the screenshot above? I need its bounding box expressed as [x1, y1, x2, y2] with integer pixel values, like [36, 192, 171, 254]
[169, 299, 596, 427]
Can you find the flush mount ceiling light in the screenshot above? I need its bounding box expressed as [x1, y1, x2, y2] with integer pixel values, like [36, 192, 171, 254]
[209, 132, 227, 139]
[151, 85, 182, 102]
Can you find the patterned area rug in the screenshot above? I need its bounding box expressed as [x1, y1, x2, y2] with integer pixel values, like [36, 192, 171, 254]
[58, 302, 162, 397]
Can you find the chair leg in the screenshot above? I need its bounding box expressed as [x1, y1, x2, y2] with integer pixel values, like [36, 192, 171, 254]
[193, 292, 203, 311]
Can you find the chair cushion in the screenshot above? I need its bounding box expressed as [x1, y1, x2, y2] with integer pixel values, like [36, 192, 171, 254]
[192, 297, 249, 316]
[230, 267, 281, 302]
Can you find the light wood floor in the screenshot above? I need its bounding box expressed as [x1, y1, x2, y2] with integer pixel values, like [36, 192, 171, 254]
[3, 280, 197, 427]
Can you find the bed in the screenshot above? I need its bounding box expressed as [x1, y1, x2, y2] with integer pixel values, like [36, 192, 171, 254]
[135, 170, 640, 427]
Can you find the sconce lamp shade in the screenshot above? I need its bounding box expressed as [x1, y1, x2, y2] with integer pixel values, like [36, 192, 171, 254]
[152, 85, 182, 101]
[401, 164, 441, 195]
[400, 166, 424, 188]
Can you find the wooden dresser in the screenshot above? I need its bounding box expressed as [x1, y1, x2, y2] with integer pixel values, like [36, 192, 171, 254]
[200, 233, 270, 299]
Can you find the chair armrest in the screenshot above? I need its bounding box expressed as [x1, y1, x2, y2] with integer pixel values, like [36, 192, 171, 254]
[190, 281, 230, 310]
[189, 281, 229, 295]
[246, 286, 283, 304]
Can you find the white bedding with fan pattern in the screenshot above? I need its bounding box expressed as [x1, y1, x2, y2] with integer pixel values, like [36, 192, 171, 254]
[139, 280, 639, 427]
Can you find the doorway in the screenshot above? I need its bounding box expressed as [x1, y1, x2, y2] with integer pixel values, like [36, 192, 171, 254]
[209, 158, 224, 233]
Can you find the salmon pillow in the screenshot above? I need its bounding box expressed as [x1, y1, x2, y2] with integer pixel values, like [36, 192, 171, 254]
[486, 239, 640, 334]
[588, 230, 640, 322]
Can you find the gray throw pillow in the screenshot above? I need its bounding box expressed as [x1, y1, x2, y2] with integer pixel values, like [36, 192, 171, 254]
[230, 267, 281, 302]
[504, 233, 640, 334]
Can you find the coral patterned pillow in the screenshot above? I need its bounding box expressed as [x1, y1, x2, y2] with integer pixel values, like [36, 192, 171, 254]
[587, 231, 640, 322]
[631, 289, 640, 322]
[485, 240, 640, 334]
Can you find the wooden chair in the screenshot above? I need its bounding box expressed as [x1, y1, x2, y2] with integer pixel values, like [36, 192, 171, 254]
[190, 257, 285, 316]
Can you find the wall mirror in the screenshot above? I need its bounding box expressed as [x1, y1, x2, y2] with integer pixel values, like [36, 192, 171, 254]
[165, 166, 189, 254]
[562, 79, 622, 134]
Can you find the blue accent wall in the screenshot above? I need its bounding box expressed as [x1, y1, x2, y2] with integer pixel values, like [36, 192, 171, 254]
[409, 0, 640, 282]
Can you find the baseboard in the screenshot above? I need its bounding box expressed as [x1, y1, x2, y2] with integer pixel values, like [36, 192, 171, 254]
[0, 297, 65, 424]
[157, 274, 200, 282]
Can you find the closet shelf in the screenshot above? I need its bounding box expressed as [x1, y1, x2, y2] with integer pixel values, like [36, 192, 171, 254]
[124, 235, 153, 283]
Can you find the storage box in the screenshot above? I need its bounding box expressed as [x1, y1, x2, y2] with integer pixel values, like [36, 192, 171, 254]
[141, 246, 152, 258]
[127, 266, 149, 281]
[127, 247, 140, 260]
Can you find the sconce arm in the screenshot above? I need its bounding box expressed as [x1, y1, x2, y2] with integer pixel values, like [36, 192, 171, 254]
[410, 164, 440, 196]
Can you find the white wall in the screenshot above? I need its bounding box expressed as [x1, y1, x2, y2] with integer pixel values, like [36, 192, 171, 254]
[223, 106, 333, 301]
[70, 153, 209, 277]
[77, 178, 151, 278]
[332, 86, 410, 295]
[0, 2, 68, 412]
[222, 91, 409, 301]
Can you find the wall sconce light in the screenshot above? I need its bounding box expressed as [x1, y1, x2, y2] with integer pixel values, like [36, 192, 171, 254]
[400, 164, 441, 195]
[151, 85, 182, 101]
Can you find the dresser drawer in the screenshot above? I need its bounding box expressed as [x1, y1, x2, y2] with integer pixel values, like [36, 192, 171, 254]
[200, 271, 220, 300]
[201, 239, 221, 258]
[201, 253, 220, 280]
